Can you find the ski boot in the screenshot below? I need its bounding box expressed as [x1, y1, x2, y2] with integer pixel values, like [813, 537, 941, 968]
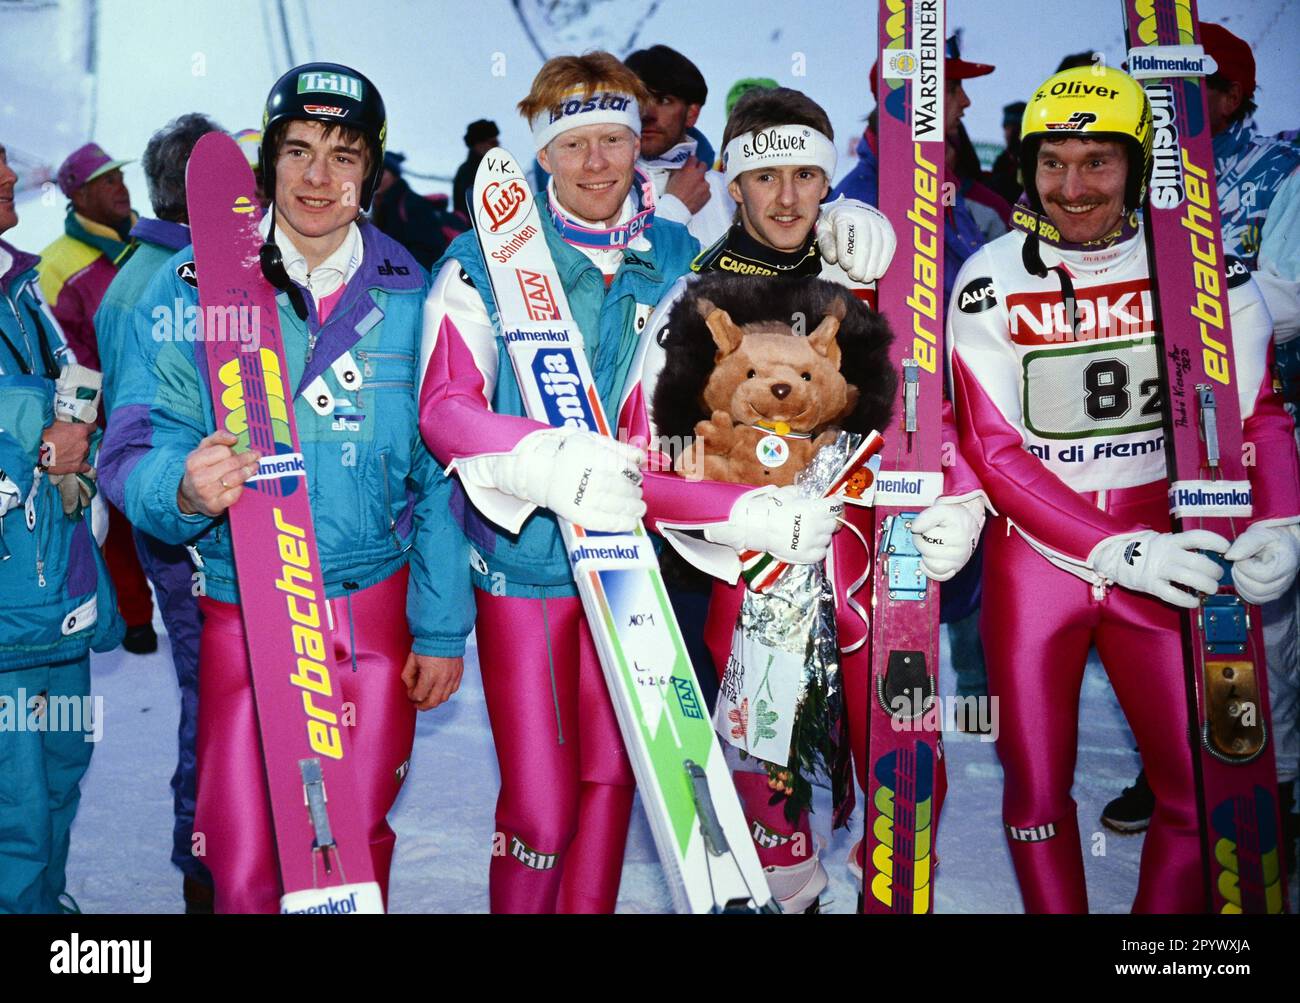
[1100, 769, 1154, 834]
[765, 853, 829, 914]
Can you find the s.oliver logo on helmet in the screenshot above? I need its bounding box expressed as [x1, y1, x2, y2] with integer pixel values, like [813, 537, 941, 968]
[296, 72, 363, 101]
[1045, 111, 1097, 131]
[1036, 80, 1120, 101]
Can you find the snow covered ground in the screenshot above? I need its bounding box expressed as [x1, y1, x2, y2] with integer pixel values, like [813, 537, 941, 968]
[68, 610, 1199, 914]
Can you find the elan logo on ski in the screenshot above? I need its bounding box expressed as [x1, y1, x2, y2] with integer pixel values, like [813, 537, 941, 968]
[533, 350, 595, 430]
[516, 268, 561, 320]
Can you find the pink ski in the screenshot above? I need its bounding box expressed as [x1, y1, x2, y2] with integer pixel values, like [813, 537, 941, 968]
[863, 0, 948, 915]
[186, 131, 382, 913]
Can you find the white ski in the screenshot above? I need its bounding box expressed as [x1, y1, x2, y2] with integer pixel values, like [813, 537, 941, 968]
[469, 147, 775, 914]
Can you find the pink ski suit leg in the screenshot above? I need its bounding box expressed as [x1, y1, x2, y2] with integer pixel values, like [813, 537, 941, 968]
[193, 569, 416, 914]
[981, 522, 1095, 913]
[475, 591, 635, 914]
[982, 486, 1203, 914]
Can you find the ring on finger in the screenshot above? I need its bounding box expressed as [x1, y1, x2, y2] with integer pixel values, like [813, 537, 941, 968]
[220, 477, 230, 489]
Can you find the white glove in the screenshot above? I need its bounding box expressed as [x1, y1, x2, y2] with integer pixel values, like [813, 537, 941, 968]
[0, 470, 20, 519]
[1225, 524, 1300, 605]
[54, 364, 102, 425]
[49, 365, 103, 516]
[815, 196, 897, 283]
[461, 427, 646, 533]
[911, 498, 985, 582]
[1089, 529, 1229, 609]
[704, 485, 841, 564]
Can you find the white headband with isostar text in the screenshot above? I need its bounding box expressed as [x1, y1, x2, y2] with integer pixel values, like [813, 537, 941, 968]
[531, 90, 642, 151]
[722, 125, 837, 184]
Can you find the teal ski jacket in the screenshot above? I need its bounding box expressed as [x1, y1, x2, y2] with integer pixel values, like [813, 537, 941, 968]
[0, 239, 124, 670]
[99, 222, 473, 657]
[421, 209, 698, 597]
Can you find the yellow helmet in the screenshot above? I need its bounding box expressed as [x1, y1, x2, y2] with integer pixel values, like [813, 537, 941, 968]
[1019, 64, 1152, 212]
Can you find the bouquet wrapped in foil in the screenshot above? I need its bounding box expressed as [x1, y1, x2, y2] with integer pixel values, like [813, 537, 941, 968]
[713, 431, 880, 824]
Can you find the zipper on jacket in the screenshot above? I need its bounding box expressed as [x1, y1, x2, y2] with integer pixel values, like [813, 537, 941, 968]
[379, 451, 400, 547]
[355, 350, 412, 379]
[1, 290, 33, 373]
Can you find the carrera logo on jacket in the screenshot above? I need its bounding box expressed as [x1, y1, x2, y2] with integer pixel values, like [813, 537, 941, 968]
[1006, 279, 1154, 345]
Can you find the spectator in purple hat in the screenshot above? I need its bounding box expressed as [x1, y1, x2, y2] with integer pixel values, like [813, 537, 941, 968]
[40, 143, 136, 371]
[38, 142, 156, 658]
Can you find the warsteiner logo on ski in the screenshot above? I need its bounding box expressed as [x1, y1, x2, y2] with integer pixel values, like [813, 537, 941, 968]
[882, 0, 943, 141]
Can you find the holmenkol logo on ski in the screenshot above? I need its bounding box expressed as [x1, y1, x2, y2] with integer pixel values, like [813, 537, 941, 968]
[1169, 482, 1252, 515]
[877, 476, 921, 494]
[531, 349, 596, 431]
[568, 542, 648, 565]
[251, 451, 307, 482]
[1128, 49, 1217, 78]
[282, 890, 361, 914]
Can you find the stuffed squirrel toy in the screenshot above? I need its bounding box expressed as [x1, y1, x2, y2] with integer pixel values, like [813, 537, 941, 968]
[653, 272, 894, 487]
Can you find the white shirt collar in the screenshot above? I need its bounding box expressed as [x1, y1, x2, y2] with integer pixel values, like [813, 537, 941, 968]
[257, 212, 364, 303]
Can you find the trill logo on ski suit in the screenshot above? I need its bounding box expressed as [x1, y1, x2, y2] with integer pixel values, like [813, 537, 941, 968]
[216, 348, 301, 495]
